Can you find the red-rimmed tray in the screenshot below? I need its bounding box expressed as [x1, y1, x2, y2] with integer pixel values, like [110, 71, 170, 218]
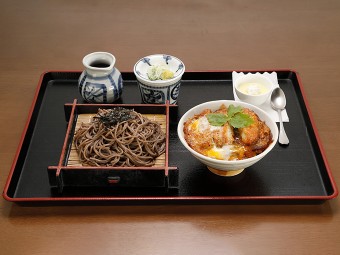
[3, 71, 338, 205]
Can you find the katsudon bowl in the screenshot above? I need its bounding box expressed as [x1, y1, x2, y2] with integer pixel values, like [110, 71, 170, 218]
[177, 100, 278, 176]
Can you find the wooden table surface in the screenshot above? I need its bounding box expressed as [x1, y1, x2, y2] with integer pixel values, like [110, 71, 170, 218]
[1, 0, 339, 254]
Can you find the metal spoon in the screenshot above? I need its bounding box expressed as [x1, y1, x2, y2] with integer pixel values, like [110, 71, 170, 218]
[271, 87, 289, 145]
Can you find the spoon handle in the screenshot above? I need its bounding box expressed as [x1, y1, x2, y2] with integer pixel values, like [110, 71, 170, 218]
[278, 109, 289, 145]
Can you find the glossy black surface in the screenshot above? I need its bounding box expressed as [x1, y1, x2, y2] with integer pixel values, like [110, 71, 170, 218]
[4, 71, 336, 203]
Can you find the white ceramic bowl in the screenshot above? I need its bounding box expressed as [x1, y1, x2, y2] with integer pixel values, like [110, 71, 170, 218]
[134, 54, 185, 104]
[177, 100, 278, 176]
[234, 73, 274, 106]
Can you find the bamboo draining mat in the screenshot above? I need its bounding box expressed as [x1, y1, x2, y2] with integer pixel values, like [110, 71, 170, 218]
[67, 113, 166, 167]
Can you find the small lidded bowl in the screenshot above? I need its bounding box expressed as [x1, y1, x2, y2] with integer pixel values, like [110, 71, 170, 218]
[134, 54, 185, 104]
[234, 73, 274, 105]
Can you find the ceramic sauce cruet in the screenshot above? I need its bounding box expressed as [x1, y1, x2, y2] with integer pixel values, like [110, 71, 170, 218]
[78, 52, 123, 103]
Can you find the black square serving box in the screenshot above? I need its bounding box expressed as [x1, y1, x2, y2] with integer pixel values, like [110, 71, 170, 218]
[48, 100, 178, 193]
[3, 70, 338, 205]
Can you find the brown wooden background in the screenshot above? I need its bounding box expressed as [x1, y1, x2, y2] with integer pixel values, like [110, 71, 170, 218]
[1, 1, 339, 254]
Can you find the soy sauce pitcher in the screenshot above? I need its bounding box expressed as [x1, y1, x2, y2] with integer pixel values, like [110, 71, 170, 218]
[78, 52, 123, 103]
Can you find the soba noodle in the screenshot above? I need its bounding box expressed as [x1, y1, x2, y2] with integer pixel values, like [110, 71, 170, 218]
[74, 108, 166, 167]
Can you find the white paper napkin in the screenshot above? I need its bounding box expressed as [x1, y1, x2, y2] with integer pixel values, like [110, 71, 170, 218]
[232, 71, 289, 122]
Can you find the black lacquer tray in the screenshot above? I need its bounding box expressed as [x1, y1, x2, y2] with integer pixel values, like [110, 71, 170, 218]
[3, 71, 338, 205]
